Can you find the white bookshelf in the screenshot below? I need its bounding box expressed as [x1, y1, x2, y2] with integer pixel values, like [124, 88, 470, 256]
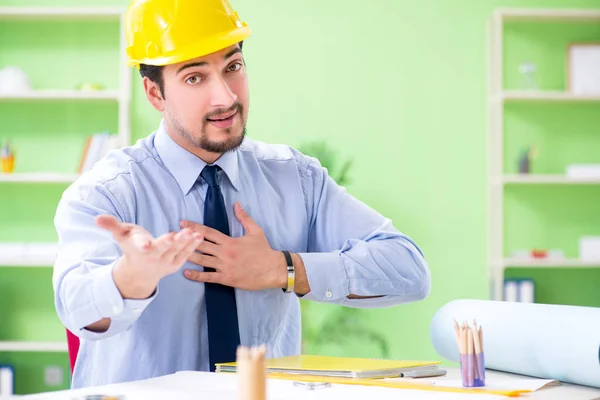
[0, 90, 120, 102]
[488, 8, 600, 301]
[497, 8, 600, 22]
[0, 7, 123, 20]
[503, 258, 600, 268]
[501, 90, 600, 103]
[0, 7, 131, 364]
[0, 243, 56, 267]
[0, 6, 131, 148]
[0, 172, 79, 184]
[0, 255, 55, 267]
[0, 341, 67, 352]
[502, 174, 600, 185]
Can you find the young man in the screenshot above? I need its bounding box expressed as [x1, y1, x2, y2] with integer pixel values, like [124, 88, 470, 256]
[53, 0, 430, 389]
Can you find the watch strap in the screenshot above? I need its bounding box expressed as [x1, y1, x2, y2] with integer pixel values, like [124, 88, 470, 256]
[282, 250, 295, 293]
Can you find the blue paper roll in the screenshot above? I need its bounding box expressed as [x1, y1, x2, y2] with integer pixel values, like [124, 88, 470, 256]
[430, 299, 600, 388]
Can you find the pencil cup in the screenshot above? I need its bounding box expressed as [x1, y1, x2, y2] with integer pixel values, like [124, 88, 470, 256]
[459, 351, 485, 387]
[454, 319, 485, 387]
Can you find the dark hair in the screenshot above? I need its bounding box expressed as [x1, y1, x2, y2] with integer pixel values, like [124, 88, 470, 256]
[138, 41, 244, 100]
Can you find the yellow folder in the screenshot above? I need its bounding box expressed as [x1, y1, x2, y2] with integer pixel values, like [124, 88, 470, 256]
[215, 354, 442, 379]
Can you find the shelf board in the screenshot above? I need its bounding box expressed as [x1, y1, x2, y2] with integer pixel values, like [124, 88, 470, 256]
[0, 243, 57, 267]
[0, 90, 120, 102]
[0, 7, 123, 20]
[496, 8, 600, 22]
[503, 174, 600, 185]
[0, 341, 67, 352]
[0, 172, 79, 184]
[501, 91, 600, 102]
[0, 256, 55, 267]
[504, 258, 600, 268]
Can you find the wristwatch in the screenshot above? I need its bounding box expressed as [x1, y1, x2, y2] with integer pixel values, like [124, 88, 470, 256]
[282, 250, 295, 293]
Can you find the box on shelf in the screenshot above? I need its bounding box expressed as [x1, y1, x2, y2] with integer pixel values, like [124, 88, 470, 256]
[579, 237, 600, 261]
[566, 164, 600, 179]
[503, 279, 535, 303]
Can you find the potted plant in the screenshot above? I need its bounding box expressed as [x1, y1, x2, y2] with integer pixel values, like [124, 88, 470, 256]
[297, 141, 389, 358]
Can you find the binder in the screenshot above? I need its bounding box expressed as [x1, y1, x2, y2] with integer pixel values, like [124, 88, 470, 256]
[216, 354, 442, 379]
[0, 364, 14, 396]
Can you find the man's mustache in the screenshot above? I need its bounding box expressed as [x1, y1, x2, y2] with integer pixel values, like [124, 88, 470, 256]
[204, 102, 243, 121]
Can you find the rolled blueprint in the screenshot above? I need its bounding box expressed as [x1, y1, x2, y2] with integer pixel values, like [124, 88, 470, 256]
[430, 299, 600, 388]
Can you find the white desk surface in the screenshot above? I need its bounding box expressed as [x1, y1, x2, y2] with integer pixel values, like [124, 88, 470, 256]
[10, 368, 600, 400]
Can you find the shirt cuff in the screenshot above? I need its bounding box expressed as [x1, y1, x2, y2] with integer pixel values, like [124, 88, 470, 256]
[297, 252, 349, 302]
[91, 262, 157, 320]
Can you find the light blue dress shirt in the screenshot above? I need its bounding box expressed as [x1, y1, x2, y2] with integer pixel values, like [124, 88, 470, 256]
[53, 120, 430, 389]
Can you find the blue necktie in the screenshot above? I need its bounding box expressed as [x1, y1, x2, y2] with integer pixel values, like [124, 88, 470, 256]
[200, 165, 241, 371]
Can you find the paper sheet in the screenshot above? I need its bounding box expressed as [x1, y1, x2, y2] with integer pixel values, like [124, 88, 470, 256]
[430, 299, 600, 388]
[392, 376, 560, 391]
[17, 371, 508, 400]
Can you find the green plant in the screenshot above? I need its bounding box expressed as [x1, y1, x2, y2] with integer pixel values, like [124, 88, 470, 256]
[297, 140, 389, 359]
[298, 141, 353, 186]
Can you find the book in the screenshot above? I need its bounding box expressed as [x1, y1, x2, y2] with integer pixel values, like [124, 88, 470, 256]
[0, 365, 14, 396]
[215, 354, 442, 379]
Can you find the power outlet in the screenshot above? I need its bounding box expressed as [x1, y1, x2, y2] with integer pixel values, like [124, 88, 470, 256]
[44, 366, 63, 386]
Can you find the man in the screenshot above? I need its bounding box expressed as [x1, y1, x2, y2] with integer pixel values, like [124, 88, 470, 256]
[53, 0, 430, 389]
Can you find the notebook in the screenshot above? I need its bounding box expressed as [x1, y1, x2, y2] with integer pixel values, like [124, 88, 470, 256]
[215, 354, 443, 379]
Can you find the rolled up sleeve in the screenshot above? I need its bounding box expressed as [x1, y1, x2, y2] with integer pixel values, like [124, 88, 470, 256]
[296, 154, 430, 307]
[53, 176, 156, 340]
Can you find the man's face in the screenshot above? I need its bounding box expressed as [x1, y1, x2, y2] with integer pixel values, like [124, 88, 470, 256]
[153, 44, 249, 154]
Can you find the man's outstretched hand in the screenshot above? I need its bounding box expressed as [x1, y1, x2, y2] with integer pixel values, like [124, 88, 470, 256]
[96, 215, 203, 299]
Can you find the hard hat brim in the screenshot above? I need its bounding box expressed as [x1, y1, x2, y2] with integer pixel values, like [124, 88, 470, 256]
[127, 26, 251, 68]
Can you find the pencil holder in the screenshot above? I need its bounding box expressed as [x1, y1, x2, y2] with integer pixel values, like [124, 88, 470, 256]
[454, 319, 485, 387]
[459, 351, 485, 387]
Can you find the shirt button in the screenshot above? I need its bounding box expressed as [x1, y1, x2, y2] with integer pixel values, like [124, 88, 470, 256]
[112, 305, 122, 315]
[133, 308, 142, 314]
[325, 290, 333, 299]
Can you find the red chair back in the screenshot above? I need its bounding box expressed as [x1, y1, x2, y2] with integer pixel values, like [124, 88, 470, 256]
[66, 329, 80, 373]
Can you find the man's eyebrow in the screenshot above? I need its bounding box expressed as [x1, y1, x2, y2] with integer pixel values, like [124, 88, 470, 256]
[177, 61, 208, 75]
[176, 48, 241, 75]
[225, 47, 242, 60]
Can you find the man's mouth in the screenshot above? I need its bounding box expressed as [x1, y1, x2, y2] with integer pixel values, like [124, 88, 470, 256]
[206, 110, 238, 129]
[207, 110, 237, 122]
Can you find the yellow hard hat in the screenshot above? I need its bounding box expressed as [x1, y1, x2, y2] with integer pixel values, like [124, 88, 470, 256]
[124, 0, 251, 68]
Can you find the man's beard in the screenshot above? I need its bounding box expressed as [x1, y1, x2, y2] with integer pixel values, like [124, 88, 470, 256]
[173, 102, 246, 154]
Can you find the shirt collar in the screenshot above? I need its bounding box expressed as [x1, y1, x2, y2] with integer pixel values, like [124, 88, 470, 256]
[154, 120, 240, 195]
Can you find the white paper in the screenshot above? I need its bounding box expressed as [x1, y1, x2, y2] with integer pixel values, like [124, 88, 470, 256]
[16, 371, 507, 400]
[430, 299, 600, 388]
[408, 377, 559, 391]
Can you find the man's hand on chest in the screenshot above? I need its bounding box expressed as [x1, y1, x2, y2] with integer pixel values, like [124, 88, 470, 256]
[180, 202, 288, 291]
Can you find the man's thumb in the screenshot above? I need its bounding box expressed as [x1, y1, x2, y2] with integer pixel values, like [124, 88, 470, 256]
[234, 202, 258, 234]
[95, 214, 127, 238]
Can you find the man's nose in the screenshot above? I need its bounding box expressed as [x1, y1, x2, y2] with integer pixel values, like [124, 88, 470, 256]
[209, 76, 237, 109]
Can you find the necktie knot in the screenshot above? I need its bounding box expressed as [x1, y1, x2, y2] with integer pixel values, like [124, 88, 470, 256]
[201, 165, 220, 188]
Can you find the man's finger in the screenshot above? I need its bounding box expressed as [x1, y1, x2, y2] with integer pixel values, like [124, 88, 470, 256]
[95, 215, 129, 238]
[162, 229, 199, 261]
[152, 232, 177, 257]
[128, 230, 153, 252]
[233, 202, 260, 235]
[155, 231, 180, 259]
[179, 220, 229, 244]
[173, 233, 204, 265]
[196, 240, 220, 256]
[188, 251, 220, 269]
[184, 269, 219, 283]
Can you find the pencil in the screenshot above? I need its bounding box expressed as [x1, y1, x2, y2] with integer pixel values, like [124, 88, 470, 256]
[467, 328, 474, 386]
[471, 320, 481, 380]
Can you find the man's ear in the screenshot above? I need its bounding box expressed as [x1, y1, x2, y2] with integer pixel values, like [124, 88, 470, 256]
[143, 77, 165, 112]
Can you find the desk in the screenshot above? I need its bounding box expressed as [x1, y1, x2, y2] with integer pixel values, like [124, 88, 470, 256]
[12, 368, 600, 400]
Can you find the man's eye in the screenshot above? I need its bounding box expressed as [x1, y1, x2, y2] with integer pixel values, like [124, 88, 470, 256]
[186, 76, 201, 84]
[228, 62, 242, 72]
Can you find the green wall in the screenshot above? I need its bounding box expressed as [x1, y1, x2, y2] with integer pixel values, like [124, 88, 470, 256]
[0, 0, 598, 394]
